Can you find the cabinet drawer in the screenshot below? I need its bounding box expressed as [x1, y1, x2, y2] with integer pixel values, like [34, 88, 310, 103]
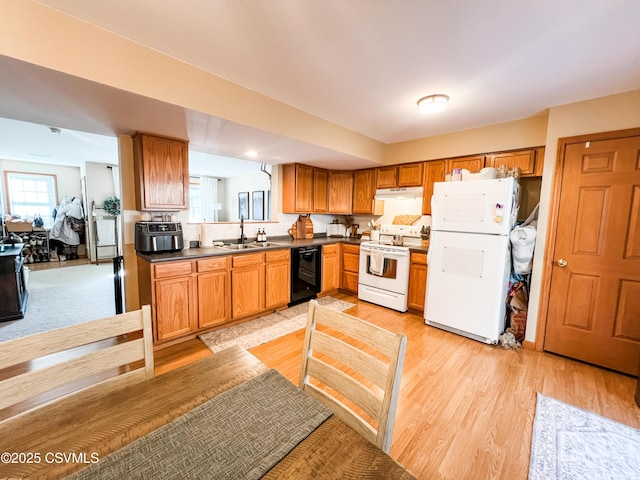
[197, 256, 229, 272]
[323, 244, 338, 255]
[153, 261, 193, 279]
[232, 252, 264, 268]
[265, 249, 290, 263]
[343, 253, 360, 273]
[341, 244, 360, 255]
[410, 252, 427, 265]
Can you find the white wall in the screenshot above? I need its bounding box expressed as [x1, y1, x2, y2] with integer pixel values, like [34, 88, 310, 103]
[85, 162, 120, 261]
[525, 89, 640, 343]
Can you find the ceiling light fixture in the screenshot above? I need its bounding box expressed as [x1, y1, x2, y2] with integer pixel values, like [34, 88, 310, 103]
[417, 94, 449, 114]
[245, 151, 258, 158]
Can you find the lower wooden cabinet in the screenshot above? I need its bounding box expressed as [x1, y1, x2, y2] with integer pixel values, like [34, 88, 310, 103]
[139, 249, 291, 345]
[231, 252, 265, 319]
[197, 256, 230, 329]
[340, 243, 360, 294]
[152, 261, 196, 342]
[265, 249, 290, 309]
[321, 243, 340, 293]
[407, 252, 427, 313]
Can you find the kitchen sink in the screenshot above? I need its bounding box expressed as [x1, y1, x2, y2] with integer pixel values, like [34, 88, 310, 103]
[218, 243, 259, 250]
[216, 241, 284, 250]
[251, 242, 283, 247]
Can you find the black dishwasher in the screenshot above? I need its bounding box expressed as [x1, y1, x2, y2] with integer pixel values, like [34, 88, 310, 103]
[290, 245, 322, 306]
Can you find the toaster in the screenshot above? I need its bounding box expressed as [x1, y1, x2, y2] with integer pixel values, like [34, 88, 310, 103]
[326, 223, 346, 237]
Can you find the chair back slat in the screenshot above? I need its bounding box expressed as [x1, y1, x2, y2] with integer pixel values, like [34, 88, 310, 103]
[299, 300, 407, 454]
[0, 305, 154, 420]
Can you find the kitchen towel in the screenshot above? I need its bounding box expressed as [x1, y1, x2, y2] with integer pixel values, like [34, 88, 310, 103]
[96, 217, 116, 246]
[369, 249, 384, 276]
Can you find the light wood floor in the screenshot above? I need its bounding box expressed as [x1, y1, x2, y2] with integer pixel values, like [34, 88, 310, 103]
[156, 292, 640, 480]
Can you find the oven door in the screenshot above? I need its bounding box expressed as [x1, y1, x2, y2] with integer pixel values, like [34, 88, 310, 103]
[358, 245, 410, 293]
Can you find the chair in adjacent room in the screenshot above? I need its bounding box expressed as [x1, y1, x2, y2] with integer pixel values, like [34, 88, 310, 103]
[298, 300, 407, 454]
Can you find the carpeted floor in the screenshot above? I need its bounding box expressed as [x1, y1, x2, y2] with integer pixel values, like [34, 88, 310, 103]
[0, 263, 116, 342]
[529, 393, 640, 479]
[199, 296, 355, 353]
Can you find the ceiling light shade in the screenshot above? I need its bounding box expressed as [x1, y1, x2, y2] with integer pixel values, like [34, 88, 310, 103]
[417, 94, 449, 114]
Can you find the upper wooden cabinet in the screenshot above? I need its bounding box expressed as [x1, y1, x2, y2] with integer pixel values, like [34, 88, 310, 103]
[422, 160, 445, 215]
[486, 147, 544, 177]
[376, 163, 424, 188]
[352, 169, 383, 215]
[398, 163, 424, 186]
[133, 133, 189, 211]
[313, 168, 329, 213]
[282, 163, 313, 213]
[444, 155, 485, 175]
[282, 164, 330, 213]
[328, 170, 353, 214]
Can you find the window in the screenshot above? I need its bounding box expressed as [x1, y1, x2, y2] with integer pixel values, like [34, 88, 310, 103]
[5, 172, 58, 220]
[189, 176, 202, 223]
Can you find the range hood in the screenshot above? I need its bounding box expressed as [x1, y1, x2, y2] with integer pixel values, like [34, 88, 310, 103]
[374, 186, 424, 199]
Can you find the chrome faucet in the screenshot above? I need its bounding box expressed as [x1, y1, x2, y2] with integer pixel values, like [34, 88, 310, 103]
[239, 216, 247, 244]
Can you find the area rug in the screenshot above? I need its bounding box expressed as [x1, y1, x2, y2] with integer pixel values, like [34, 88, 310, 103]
[0, 263, 116, 343]
[529, 393, 640, 479]
[199, 296, 355, 353]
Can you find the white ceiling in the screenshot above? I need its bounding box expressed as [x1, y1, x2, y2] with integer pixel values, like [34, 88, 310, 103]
[1, 1, 639, 169]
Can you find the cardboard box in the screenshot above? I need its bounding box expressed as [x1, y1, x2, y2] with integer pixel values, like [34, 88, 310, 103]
[5, 221, 32, 232]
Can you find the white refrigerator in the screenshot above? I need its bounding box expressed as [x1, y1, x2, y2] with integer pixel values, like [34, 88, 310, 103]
[424, 177, 518, 344]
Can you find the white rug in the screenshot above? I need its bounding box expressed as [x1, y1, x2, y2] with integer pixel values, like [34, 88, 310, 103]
[529, 393, 640, 480]
[199, 297, 355, 353]
[0, 263, 116, 342]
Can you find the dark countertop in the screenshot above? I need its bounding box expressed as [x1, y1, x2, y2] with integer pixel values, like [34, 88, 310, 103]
[0, 243, 24, 258]
[136, 235, 363, 263]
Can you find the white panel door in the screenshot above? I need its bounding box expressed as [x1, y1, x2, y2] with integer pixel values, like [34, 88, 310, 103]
[425, 230, 511, 343]
[431, 177, 517, 235]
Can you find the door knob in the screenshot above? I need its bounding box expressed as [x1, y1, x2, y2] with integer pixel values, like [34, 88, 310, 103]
[557, 258, 568, 267]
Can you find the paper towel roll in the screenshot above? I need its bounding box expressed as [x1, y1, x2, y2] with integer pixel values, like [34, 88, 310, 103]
[200, 223, 217, 248]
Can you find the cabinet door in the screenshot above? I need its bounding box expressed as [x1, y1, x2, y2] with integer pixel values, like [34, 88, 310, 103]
[321, 244, 339, 293]
[445, 155, 485, 175]
[265, 262, 290, 309]
[422, 160, 445, 215]
[154, 275, 195, 341]
[313, 168, 329, 213]
[328, 171, 353, 214]
[376, 166, 398, 188]
[134, 133, 189, 211]
[198, 271, 229, 328]
[487, 149, 536, 176]
[352, 169, 377, 214]
[398, 163, 424, 187]
[282, 164, 313, 213]
[231, 265, 265, 319]
[408, 252, 427, 312]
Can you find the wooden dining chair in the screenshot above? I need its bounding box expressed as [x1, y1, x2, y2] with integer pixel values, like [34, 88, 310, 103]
[298, 300, 407, 454]
[0, 305, 154, 420]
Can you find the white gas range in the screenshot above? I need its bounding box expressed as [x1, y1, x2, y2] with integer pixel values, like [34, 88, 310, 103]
[358, 224, 423, 312]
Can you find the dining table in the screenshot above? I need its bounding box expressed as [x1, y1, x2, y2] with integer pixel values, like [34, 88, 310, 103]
[0, 345, 417, 479]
